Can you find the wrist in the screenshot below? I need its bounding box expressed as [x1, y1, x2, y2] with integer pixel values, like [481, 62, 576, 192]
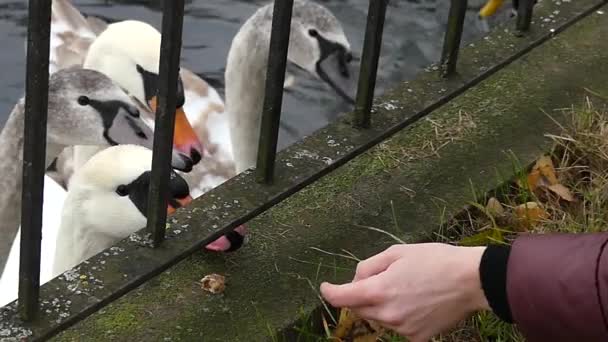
[461, 246, 491, 312]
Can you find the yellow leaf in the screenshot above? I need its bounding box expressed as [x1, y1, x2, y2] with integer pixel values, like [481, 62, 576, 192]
[514, 202, 548, 231]
[485, 197, 505, 217]
[332, 308, 384, 341]
[546, 183, 576, 202]
[459, 229, 504, 246]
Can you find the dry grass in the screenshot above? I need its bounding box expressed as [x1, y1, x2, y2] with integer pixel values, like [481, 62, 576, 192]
[292, 98, 608, 342]
[424, 97, 608, 342]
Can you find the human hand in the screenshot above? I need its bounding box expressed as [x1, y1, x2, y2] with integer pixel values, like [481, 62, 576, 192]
[320, 243, 490, 342]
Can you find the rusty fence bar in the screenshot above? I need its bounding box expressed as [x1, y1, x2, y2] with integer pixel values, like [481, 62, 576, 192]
[255, 0, 295, 184]
[18, 0, 52, 321]
[146, 0, 186, 245]
[516, 0, 536, 33]
[440, 0, 468, 77]
[353, 0, 389, 128]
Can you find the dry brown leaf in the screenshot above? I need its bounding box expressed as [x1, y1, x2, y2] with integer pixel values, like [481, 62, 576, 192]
[535, 155, 559, 185]
[332, 308, 384, 341]
[520, 155, 559, 191]
[200, 273, 226, 294]
[514, 202, 548, 231]
[546, 183, 576, 202]
[486, 197, 505, 217]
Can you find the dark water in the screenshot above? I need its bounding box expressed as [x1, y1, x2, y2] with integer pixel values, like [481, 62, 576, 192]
[0, 0, 509, 149]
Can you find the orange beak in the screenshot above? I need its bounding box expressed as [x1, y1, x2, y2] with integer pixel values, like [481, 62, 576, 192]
[149, 97, 204, 166]
[167, 195, 193, 216]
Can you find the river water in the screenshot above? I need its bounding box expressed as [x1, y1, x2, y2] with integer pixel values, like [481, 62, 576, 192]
[0, 0, 509, 149]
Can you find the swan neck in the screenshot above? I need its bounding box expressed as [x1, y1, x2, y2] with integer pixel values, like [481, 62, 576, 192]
[0, 103, 66, 274]
[53, 198, 96, 277]
[0, 107, 26, 274]
[225, 23, 272, 174]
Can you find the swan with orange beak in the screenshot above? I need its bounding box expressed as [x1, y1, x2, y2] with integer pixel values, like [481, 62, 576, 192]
[67, 20, 204, 175]
[47, 2, 205, 188]
[478, 0, 537, 18]
[49, 1, 246, 253]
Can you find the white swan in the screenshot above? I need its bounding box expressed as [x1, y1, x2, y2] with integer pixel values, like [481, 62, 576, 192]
[48, 0, 204, 189]
[48, 0, 355, 252]
[53, 144, 192, 277]
[0, 145, 192, 307]
[0, 67, 193, 276]
[0, 178, 65, 307]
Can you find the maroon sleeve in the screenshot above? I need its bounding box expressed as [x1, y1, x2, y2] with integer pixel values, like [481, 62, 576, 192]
[507, 232, 608, 341]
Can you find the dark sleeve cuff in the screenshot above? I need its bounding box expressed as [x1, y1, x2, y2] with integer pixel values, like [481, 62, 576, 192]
[479, 244, 513, 323]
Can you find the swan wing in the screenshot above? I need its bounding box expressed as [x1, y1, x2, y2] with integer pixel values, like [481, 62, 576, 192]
[179, 67, 236, 198]
[50, 0, 100, 74]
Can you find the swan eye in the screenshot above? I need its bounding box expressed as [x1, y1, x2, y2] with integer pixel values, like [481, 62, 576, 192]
[345, 52, 353, 63]
[308, 28, 318, 37]
[77, 96, 90, 106]
[116, 185, 129, 197]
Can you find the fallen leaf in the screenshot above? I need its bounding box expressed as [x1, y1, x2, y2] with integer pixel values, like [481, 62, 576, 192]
[200, 273, 226, 294]
[546, 183, 576, 202]
[535, 155, 559, 185]
[459, 229, 504, 246]
[485, 197, 505, 217]
[520, 155, 559, 191]
[333, 308, 384, 341]
[514, 202, 548, 230]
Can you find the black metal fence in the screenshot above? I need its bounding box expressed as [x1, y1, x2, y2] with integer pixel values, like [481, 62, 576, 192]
[14, 0, 536, 323]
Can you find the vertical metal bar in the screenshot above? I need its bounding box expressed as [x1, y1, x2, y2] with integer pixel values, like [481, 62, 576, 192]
[516, 0, 534, 34]
[439, 0, 468, 77]
[353, 0, 388, 129]
[19, 0, 52, 321]
[255, 0, 294, 184]
[146, 0, 185, 246]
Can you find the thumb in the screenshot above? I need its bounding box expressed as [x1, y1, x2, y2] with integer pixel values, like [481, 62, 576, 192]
[320, 277, 379, 308]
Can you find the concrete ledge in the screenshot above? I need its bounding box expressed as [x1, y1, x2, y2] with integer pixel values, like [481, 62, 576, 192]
[50, 4, 608, 342]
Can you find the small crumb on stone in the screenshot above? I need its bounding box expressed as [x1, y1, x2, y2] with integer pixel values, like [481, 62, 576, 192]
[200, 274, 226, 294]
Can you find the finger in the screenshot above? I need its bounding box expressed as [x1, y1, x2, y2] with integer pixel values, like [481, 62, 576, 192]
[353, 245, 404, 282]
[350, 305, 383, 322]
[320, 276, 382, 308]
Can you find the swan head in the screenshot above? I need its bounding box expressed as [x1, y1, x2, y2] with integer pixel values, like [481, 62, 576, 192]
[82, 20, 204, 169]
[47, 68, 193, 171]
[285, 0, 356, 103]
[69, 145, 193, 238]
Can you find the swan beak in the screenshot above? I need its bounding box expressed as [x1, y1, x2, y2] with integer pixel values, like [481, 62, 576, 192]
[167, 195, 193, 215]
[205, 225, 248, 253]
[149, 97, 204, 170]
[479, 0, 505, 18]
[316, 49, 357, 105]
